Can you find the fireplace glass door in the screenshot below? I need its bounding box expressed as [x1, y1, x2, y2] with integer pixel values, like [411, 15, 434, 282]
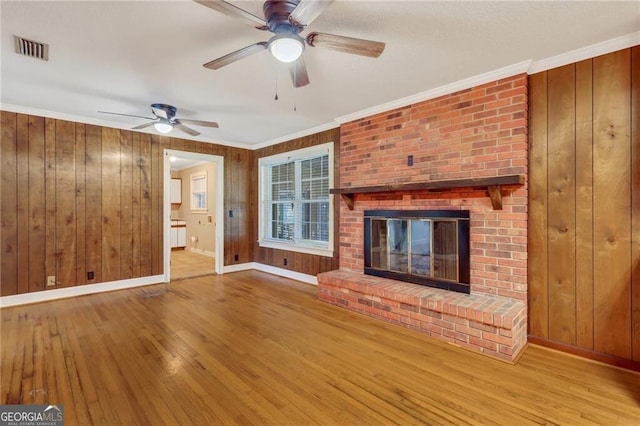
[370, 219, 457, 281]
[364, 210, 470, 293]
[410, 220, 431, 276]
[433, 221, 458, 281]
[370, 219, 388, 270]
[388, 219, 408, 273]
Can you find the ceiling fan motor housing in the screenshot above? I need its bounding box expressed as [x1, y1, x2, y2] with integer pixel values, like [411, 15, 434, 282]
[151, 103, 177, 120]
[263, 0, 303, 33]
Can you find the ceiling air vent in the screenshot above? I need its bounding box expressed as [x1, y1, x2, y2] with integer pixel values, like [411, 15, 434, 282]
[14, 35, 49, 61]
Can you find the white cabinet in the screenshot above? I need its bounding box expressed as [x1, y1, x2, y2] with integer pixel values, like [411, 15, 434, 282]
[170, 227, 178, 247]
[170, 220, 186, 249]
[170, 178, 182, 204]
[177, 227, 186, 247]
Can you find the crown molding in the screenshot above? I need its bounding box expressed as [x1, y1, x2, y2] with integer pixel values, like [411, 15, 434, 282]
[333, 32, 639, 127]
[0, 103, 254, 151]
[334, 60, 532, 125]
[528, 31, 640, 74]
[252, 121, 340, 150]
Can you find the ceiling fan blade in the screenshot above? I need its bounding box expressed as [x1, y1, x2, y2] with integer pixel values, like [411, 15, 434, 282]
[178, 119, 219, 128]
[193, 0, 267, 30]
[131, 121, 157, 130]
[203, 42, 268, 69]
[306, 32, 385, 58]
[173, 122, 201, 137]
[289, 57, 310, 88]
[289, 0, 334, 27]
[98, 111, 155, 120]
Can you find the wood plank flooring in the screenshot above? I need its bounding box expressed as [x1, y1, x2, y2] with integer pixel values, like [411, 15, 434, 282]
[170, 249, 216, 280]
[2, 270, 640, 425]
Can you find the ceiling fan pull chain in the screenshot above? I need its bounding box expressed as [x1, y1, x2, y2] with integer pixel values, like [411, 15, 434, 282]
[293, 64, 297, 111]
[274, 61, 279, 101]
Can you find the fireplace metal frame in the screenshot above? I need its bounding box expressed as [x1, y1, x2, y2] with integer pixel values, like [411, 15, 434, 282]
[364, 210, 470, 294]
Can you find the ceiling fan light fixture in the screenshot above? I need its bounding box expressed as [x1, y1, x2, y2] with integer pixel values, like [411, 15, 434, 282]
[268, 33, 304, 63]
[154, 121, 173, 134]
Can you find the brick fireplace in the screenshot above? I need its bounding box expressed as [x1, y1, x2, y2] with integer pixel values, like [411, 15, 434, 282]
[318, 74, 529, 362]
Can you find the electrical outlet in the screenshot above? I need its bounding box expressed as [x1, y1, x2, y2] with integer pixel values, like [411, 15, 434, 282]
[283, 258, 288, 266]
[87, 271, 94, 280]
[407, 155, 414, 166]
[234, 254, 239, 261]
[47, 276, 56, 287]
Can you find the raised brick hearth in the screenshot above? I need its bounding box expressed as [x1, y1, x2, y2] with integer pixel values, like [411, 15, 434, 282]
[320, 74, 529, 362]
[318, 270, 526, 361]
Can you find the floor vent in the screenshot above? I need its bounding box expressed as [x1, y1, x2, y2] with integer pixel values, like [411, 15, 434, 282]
[14, 35, 49, 61]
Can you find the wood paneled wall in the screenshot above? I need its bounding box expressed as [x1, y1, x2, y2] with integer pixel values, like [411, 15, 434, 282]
[252, 128, 340, 276]
[1, 113, 253, 296]
[528, 46, 640, 362]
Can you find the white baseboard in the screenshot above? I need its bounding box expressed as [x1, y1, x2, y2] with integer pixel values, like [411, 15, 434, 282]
[189, 247, 215, 258]
[254, 264, 318, 285]
[0, 275, 165, 308]
[222, 262, 257, 273]
[1, 263, 319, 308]
[223, 262, 317, 285]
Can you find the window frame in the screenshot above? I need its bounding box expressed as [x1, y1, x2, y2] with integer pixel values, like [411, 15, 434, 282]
[258, 142, 334, 257]
[190, 171, 208, 213]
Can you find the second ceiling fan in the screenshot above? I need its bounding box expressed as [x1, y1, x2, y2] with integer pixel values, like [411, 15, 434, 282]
[195, 0, 385, 88]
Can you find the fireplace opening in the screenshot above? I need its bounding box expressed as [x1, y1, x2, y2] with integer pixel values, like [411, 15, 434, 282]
[364, 210, 470, 293]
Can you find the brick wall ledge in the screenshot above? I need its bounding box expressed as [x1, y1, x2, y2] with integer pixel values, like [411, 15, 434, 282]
[317, 269, 527, 362]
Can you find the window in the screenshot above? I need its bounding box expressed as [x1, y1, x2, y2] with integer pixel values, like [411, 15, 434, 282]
[259, 143, 334, 257]
[191, 172, 207, 212]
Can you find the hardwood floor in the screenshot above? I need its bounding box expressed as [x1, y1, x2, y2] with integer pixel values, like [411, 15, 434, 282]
[170, 249, 216, 280]
[2, 270, 639, 425]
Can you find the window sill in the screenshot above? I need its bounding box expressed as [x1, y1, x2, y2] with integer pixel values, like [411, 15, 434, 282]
[258, 240, 334, 258]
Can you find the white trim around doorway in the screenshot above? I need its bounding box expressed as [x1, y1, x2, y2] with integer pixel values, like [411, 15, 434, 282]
[163, 149, 225, 281]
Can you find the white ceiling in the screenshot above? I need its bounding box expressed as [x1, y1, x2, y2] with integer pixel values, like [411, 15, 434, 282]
[169, 155, 208, 171]
[2, 1, 639, 148]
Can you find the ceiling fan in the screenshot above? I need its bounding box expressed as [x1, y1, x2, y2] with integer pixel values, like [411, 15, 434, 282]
[98, 103, 219, 136]
[195, 0, 386, 88]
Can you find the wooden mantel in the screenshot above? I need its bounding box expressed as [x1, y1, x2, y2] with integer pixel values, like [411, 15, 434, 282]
[330, 175, 525, 211]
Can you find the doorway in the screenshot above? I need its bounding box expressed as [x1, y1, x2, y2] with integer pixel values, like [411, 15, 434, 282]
[163, 149, 224, 281]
